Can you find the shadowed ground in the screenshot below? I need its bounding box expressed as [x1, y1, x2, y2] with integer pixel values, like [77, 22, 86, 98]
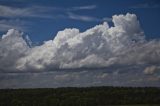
[0, 86, 160, 106]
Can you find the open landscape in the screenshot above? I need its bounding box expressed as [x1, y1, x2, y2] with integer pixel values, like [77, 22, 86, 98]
[0, 0, 160, 105]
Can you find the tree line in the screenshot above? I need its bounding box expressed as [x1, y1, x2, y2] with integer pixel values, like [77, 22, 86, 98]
[0, 86, 160, 106]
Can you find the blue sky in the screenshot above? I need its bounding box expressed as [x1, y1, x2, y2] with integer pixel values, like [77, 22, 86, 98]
[0, 0, 160, 43]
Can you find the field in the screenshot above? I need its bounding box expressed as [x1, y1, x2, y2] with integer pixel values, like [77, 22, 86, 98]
[0, 87, 160, 106]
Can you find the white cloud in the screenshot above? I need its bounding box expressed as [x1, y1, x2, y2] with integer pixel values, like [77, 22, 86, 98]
[1, 13, 160, 72]
[0, 29, 29, 71]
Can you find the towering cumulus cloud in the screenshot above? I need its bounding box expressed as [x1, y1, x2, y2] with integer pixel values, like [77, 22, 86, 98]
[0, 13, 160, 72]
[0, 29, 29, 71]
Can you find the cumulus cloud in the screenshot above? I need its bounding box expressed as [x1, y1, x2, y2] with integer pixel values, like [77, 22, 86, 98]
[0, 29, 29, 71]
[1, 13, 160, 72]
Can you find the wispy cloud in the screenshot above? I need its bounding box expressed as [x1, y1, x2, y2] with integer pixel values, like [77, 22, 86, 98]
[69, 5, 97, 11]
[102, 17, 112, 22]
[0, 5, 98, 19]
[0, 4, 110, 32]
[0, 5, 59, 32]
[67, 12, 101, 22]
[67, 12, 111, 22]
[0, 5, 57, 19]
[0, 5, 34, 18]
[66, 4, 111, 22]
[0, 19, 28, 32]
[130, 2, 160, 9]
[0, 4, 106, 21]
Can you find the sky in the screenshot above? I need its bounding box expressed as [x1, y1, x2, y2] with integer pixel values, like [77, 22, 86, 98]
[0, 0, 160, 42]
[0, 0, 160, 88]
